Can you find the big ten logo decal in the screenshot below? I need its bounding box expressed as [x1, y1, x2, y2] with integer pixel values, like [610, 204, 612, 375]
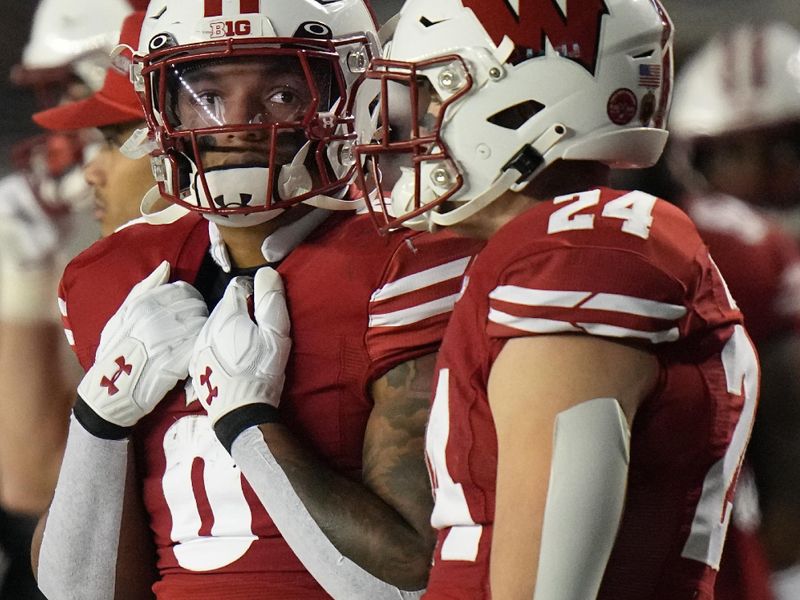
[209, 19, 253, 37]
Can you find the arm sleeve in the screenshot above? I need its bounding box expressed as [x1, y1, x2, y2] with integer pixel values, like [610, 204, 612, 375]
[37, 417, 129, 600]
[231, 427, 424, 600]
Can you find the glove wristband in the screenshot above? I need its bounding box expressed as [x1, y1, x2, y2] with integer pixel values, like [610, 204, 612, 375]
[73, 396, 133, 440]
[215, 403, 279, 454]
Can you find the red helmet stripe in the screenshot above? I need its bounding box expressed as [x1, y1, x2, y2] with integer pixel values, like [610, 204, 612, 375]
[204, 0, 260, 18]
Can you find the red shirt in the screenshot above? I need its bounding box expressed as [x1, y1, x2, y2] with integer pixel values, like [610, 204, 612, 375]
[685, 193, 800, 600]
[59, 211, 482, 599]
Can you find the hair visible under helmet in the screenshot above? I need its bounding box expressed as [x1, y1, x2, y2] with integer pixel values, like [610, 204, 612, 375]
[353, 0, 674, 232]
[132, 0, 381, 228]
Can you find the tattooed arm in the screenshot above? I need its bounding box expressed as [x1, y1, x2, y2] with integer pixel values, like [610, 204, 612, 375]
[254, 353, 437, 589]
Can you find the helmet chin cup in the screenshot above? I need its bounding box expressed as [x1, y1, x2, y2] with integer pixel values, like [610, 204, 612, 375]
[190, 166, 285, 228]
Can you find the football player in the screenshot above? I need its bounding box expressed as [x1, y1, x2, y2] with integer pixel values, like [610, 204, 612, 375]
[352, 0, 758, 598]
[669, 22, 800, 600]
[0, 1, 132, 599]
[34, 1, 481, 598]
[31, 11, 156, 238]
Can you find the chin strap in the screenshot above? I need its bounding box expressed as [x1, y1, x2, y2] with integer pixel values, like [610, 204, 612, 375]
[429, 123, 568, 228]
[135, 185, 190, 227]
[231, 427, 425, 600]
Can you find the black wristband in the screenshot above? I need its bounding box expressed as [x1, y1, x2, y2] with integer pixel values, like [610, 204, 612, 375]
[214, 403, 279, 454]
[73, 396, 132, 440]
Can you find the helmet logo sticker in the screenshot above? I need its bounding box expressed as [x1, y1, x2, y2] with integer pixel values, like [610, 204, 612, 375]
[462, 0, 610, 75]
[209, 20, 253, 37]
[293, 21, 333, 40]
[149, 32, 178, 53]
[607, 88, 637, 125]
[638, 64, 662, 88]
[639, 91, 656, 125]
[213, 193, 254, 207]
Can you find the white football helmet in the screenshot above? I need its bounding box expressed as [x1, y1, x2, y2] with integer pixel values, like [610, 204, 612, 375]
[669, 22, 800, 196]
[671, 22, 800, 141]
[353, 0, 674, 231]
[15, 0, 131, 93]
[10, 0, 133, 214]
[133, 0, 381, 228]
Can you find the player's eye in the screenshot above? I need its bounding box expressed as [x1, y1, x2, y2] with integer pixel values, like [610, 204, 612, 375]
[268, 89, 298, 106]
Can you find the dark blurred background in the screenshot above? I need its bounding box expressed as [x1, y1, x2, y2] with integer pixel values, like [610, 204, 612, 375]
[1, 0, 800, 176]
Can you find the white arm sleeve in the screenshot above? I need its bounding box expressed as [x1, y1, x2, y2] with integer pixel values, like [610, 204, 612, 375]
[37, 417, 129, 600]
[533, 397, 631, 600]
[231, 427, 424, 600]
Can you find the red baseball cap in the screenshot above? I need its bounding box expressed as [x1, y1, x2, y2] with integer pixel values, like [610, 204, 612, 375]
[33, 11, 145, 131]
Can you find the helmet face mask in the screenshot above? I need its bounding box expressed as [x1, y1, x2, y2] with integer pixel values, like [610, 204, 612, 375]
[355, 54, 472, 232]
[135, 0, 380, 226]
[353, 0, 674, 232]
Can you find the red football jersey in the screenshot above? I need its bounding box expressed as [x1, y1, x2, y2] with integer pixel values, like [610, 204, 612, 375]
[685, 193, 800, 600]
[423, 188, 759, 600]
[59, 211, 481, 599]
[685, 193, 800, 345]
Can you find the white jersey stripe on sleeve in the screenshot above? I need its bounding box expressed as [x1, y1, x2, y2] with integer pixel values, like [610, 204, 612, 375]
[489, 309, 679, 343]
[490, 285, 686, 320]
[64, 329, 75, 346]
[489, 286, 591, 307]
[371, 257, 472, 303]
[582, 293, 687, 320]
[58, 297, 67, 317]
[370, 293, 461, 328]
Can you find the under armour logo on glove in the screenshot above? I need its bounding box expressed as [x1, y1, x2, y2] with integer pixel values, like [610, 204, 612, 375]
[77, 261, 209, 430]
[100, 356, 133, 395]
[199, 366, 218, 404]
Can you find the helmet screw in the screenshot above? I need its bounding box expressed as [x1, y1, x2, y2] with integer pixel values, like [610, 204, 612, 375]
[347, 49, 369, 74]
[476, 144, 491, 159]
[338, 143, 355, 166]
[430, 166, 452, 187]
[438, 69, 460, 90]
[489, 67, 502, 79]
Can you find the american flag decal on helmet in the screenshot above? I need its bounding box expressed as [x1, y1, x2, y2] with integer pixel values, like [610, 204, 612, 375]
[639, 64, 662, 88]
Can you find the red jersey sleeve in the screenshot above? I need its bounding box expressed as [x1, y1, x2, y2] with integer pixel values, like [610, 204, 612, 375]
[57, 277, 84, 368]
[486, 246, 691, 344]
[366, 230, 483, 379]
[484, 192, 739, 348]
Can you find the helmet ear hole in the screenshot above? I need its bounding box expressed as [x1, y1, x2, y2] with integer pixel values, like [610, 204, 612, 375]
[487, 100, 545, 130]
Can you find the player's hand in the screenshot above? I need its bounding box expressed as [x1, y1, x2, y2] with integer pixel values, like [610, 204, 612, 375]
[76, 261, 209, 434]
[190, 267, 291, 450]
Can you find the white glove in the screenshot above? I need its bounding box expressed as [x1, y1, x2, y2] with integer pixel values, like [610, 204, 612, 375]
[190, 267, 291, 449]
[77, 261, 209, 432]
